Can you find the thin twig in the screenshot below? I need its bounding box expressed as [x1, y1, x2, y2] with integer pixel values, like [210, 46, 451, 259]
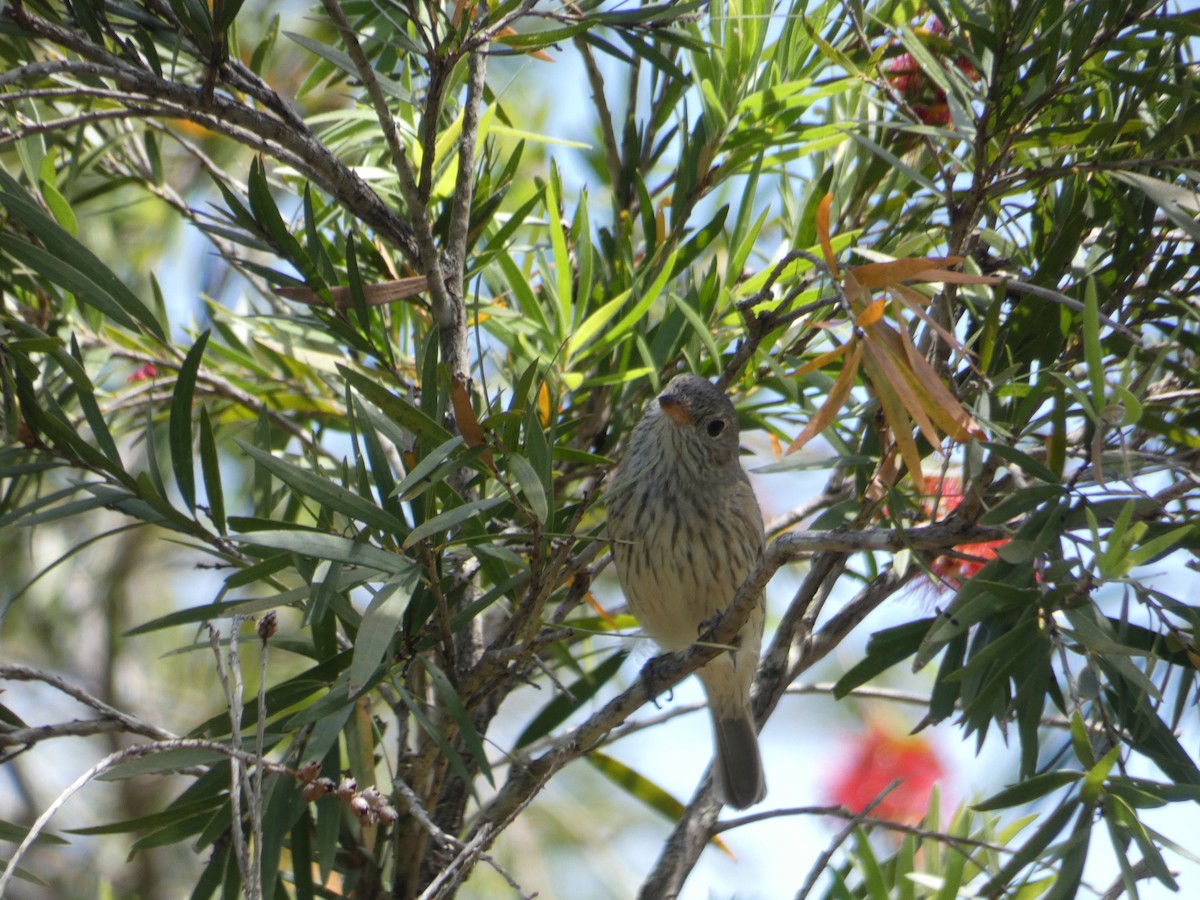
[0, 738, 303, 895]
[1099, 859, 1165, 900]
[765, 484, 855, 537]
[0, 664, 175, 742]
[575, 36, 623, 199]
[251, 621, 270, 896]
[996, 274, 1143, 344]
[794, 781, 901, 900]
[717, 804, 1010, 855]
[208, 623, 256, 899]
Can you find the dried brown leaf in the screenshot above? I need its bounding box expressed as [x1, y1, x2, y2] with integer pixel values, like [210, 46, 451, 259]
[788, 340, 862, 453]
[817, 194, 839, 278]
[276, 276, 430, 309]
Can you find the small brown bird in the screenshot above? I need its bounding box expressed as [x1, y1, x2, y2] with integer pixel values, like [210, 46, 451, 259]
[606, 374, 767, 809]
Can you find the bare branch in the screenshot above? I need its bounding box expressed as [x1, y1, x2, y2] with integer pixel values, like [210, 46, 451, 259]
[0, 664, 175, 742]
[795, 781, 901, 900]
[447, 50, 488, 296]
[0, 738, 304, 895]
[2, 5, 420, 261]
[717, 804, 1010, 856]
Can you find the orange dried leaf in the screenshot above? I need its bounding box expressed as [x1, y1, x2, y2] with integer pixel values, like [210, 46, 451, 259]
[788, 341, 862, 453]
[856, 297, 886, 327]
[869, 323, 982, 442]
[584, 591, 620, 629]
[791, 342, 849, 376]
[450, 378, 493, 465]
[816, 194, 839, 277]
[537, 382, 553, 428]
[276, 275, 429, 309]
[842, 269, 870, 308]
[888, 285, 970, 356]
[861, 343, 925, 483]
[862, 334, 944, 452]
[847, 256, 963, 290]
[909, 270, 1001, 286]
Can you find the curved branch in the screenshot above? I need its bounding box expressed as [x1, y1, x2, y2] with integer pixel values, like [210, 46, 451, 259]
[0, 664, 175, 743]
[2, 5, 421, 262]
[0, 738, 301, 895]
[458, 517, 994, 889]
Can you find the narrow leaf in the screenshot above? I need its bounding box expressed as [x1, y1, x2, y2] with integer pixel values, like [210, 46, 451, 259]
[169, 331, 210, 512]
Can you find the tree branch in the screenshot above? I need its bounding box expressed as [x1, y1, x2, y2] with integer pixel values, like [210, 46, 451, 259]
[2, 5, 420, 262]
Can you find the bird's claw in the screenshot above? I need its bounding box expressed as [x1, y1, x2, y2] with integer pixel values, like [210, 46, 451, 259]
[641, 656, 674, 708]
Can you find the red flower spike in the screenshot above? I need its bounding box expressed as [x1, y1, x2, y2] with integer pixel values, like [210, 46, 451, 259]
[918, 475, 1009, 593]
[824, 723, 946, 825]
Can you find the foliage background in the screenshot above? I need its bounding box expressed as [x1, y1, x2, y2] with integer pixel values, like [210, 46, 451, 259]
[1, 0, 1198, 897]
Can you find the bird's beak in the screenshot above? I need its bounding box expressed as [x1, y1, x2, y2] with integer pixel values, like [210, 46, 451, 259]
[658, 393, 694, 426]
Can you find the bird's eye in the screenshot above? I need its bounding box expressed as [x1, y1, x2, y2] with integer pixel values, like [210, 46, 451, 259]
[706, 419, 726, 438]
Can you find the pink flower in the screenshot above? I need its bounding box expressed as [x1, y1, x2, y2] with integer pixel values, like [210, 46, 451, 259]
[128, 363, 158, 383]
[917, 475, 1008, 593]
[824, 723, 946, 825]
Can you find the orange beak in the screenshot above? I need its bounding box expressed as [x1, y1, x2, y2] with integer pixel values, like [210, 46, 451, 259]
[658, 393, 694, 426]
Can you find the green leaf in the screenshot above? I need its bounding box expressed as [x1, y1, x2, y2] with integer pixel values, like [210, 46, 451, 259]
[69, 796, 224, 835]
[340, 366, 453, 446]
[391, 436, 464, 500]
[229, 530, 409, 574]
[565, 290, 632, 360]
[1039, 806, 1092, 900]
[974, 770, 1083, 812]
[834, 618, 934, 697]
[1082, 279, 1105, 408]
[1082, 746, 1121, 804]
[0, 170, 165, 340]
[394, 685, 477, 802]
[348, 578, 413, 692]
[516, 650, 628, 747]
[982, 442, 1060, 485]
[978, 800, 1079, 897]
[586, 751, 686, 820]
[170, 331, 210, 512]
[421, 658, 494, 786]
[235, 441, 407, 536]
[100, 747, 228, 780]
[0, 819, 66, 845]
[1127, 523, 1194, 569]
[198, 405, 225, 534]
[284, 32, 414, 102]
[507, 452, 549, 524]
[402, 497, 506, 549]
[545, 159, 572, 335]
[39, 177, 77, 236]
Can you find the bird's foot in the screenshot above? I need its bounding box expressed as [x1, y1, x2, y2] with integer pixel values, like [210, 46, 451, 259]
[640, 655, 675, 709]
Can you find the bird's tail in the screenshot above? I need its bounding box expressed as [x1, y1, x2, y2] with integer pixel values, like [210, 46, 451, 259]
[711, 708, 766, 809]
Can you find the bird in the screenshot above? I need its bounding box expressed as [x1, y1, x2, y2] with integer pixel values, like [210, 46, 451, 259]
[606, 373, 767, 809]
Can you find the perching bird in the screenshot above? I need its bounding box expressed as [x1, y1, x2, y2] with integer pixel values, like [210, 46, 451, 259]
[606, 374, 766, 809]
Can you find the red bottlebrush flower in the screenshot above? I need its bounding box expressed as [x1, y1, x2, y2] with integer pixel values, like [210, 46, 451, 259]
[128, 363, 158, 383]
[918, 475, 1009, 593]
[824, 723, 946, 825]
[928, 538, 1007, 587]
[954, 55, 981, 83]
[885, 52, 922, 96]
[881, 18, 979, 128]
[912, 102, 952, 126]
